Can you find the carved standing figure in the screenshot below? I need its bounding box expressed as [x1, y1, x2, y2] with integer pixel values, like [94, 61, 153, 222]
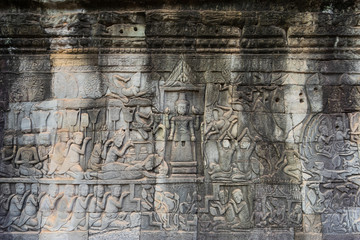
[168, 93, 195, 163]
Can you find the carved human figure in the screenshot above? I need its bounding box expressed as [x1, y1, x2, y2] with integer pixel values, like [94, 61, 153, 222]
[100, 185, 129, 230]
[0, 183, 11, 224]
[48, 131, 69, 175]
[209, 189, 236, 230]
[275, 147, 306, 182]
[132, 105, 154, 140]
[0, 139, 17, 177]
[16, 184, 41, 231]
[15, 135, 47, 177]
[88, 139, 103, 171]
[154, 186, 179, 230]
[228, 189, 251, 229]
[58, 132, 91, 178]
[316, 119, 333, 156]
[1, 183, 30, 230]
[289, 203, 302, 225]
[103, 129, 133, 164]
[39, 184, 63, 228]
[266, 197, 286, 226]
[64, 184, 93, 231]
[168, 93, 195, 163]
[232, 133, 261, 181]
[208, 136, 236, 180]
[89, 185, 110, 229]
[204, 105, 237, 140]
[108, 74, 148, 103]
[45, 184, 76, 231]
[333, 116, 351, 153]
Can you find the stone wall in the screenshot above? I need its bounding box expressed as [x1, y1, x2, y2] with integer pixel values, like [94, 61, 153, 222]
[0, 0, 360, 239]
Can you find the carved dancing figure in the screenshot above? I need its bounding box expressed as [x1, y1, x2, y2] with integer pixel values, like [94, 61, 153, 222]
[275, 147, 307, 182]
[316, 119, 333, 157]
[204, 105, 237, 141]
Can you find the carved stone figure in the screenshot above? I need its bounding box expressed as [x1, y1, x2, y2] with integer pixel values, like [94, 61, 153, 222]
[0, 140, 17, 177]
[15, 135, 47, 177]
[1, 183, 30, 231]
[274, 147, 306, 182]
[228, 189, 251, 229]
[48, 131, 69, 176]
[154, 186, 180, 230]
[89, 185, 109, 229]
[0, 184, 11, 224]
[58, 132, 91, 179]
[167, 93, 196, 174]
[15, 184, 40, 231]
[39, 184, 63, 228]
[64, 184, 93, 231]
[100, 185, 129, 230]
[44, 184, 76, 231]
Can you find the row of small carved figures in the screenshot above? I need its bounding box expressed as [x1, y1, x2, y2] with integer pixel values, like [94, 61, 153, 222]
[0, 129, 166, 179]
[0, 183, 140, 232]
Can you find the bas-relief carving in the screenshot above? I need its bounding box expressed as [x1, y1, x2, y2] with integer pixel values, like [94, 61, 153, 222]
[1, 53, 360, 240]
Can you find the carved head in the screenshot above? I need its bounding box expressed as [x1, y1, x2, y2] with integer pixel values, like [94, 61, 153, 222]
[94, 185, 104, 198]
[218, 190, 228, 205]
[114, 129, 126, 147]
[79, 184, 89, 197]
[48, 184, 58, 197]
[222, 139, 231, 149]
[240, 136, 251, 149]
[175, 93, 189, 116]
[212, 109, 220, 121]
[110, 185, 122, 197]
[1, 183, 11, 195]
[65, 184, 75, 197]
[73, 132, 84, 145]
[59, 131, 69, 142]
[232, 189, 244, 204]
[31, 184, 38, 195]
[15, 183, 25, 195]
